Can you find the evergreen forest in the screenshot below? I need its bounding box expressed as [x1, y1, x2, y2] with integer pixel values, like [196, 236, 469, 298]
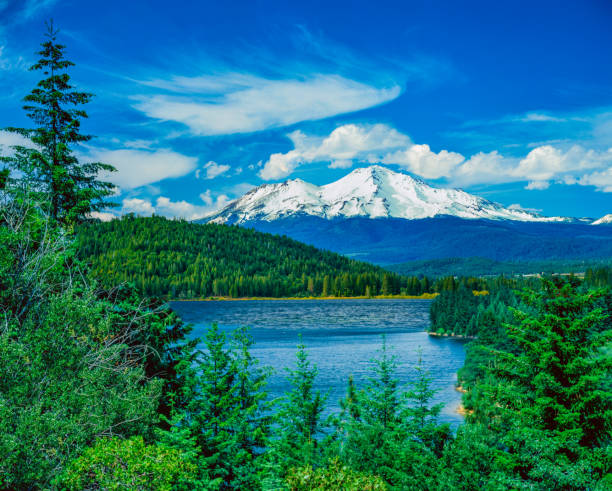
[76, 215, 437, 299]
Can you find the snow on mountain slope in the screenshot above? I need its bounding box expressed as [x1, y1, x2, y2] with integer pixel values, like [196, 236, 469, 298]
[205, 165, 571, 224]
[592, 214, 612, 225]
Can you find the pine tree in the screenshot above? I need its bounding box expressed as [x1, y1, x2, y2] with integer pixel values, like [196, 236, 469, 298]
[334, 337, 442, 489]
[364, 336, 400, 429]
[403, 354, 450, 456]
[266, 340, 327, 480]
[160, 324, 272, 489]
[1, 22, 115, 223]
[322, 275, 330, 297]
[382, 274, 391, 296]
[229, 326, 272, 489]
[480, 278, 611, 488]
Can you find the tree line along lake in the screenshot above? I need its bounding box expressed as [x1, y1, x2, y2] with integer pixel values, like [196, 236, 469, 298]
[170, 298, 467, 427]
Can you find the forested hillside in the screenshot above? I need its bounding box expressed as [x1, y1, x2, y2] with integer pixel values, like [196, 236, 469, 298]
[388, 256, 612, 278]
[77, 215, 434, 298]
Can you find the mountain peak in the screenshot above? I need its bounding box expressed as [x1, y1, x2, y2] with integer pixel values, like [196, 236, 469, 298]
[592, 214, 612, 225]
[204, 165, 571, 224]
[348, 164, 423, 183]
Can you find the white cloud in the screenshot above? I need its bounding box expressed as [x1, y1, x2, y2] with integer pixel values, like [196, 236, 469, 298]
[259, 124, 464, 180]
[314, 124, 410, 159]
[447, 151, 511, 186]
[259, 150, 303, 180]
[88, 211, 117, 222]
[579, 167, 612, 192]
[133, 73, 401, 136]
[154, 196, 210, 220]
[512, 145, 565, 181]
[259, 124, 412, 179]
[86, 147, 198, 190]
[525, 180, 550, 190]
[122, 198, 156, 214]
[256, 123, 612, 192]
[451, 145, 612, 188]
[117, 185, 242, 221]
[381, 144, 464, 179]
[120, 196, 210, 220]
[199, 190, 214, 206]
[0, 130, 34, 154]
[198, 160, 231, 179]
[512, 145, 611, 183]
[329, 159, 353, 169]
[519, 112, 566, 123]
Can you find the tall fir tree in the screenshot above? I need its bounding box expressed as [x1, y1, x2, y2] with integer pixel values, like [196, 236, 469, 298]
[1, 21, 115, 223]
[160, 323, 271, 489]
[476, 277, 611, 488]
[265, 340, 327, 483]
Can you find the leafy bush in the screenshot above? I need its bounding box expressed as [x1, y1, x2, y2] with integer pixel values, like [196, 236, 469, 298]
[57, 436, 198, 490]
[285, 459, 387, 490]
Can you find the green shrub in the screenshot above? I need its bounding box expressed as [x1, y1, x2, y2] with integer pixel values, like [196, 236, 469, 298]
[285, 459, 387, 490]
[57, 436, 198, 490]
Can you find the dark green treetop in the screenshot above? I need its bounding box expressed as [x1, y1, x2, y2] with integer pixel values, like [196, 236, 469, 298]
[1, 21, 115, 223]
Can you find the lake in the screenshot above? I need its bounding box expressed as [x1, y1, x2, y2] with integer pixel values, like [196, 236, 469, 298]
[170, 299, 467, 427]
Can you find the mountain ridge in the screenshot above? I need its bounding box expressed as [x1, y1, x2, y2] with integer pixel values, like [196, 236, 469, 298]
[205, 165, 575, 224]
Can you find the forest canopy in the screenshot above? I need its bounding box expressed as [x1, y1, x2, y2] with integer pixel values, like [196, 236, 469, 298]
[76, 215, 437, 299]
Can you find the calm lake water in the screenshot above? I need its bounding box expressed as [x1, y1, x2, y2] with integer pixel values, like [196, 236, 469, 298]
[170, 299, 466, 427]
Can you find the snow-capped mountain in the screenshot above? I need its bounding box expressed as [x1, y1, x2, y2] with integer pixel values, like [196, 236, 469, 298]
[206, 165, 569, 224]
[592, 214, 612, 225]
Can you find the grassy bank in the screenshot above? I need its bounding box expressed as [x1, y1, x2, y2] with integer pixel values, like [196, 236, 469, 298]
[172, 293, 439, 302]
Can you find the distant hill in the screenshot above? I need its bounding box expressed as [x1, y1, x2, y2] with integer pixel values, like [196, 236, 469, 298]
[239, 215, 612, 265]
[76, 216, 427, 299]
[386, 257, 612, 278]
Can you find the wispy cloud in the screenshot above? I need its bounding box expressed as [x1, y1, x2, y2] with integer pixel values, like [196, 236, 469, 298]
[120, 196, 211, 220]
[518, 112, 567, 123]
[0, 0, 61, 25]
[119, 189, 237, 221]
[84, 146, 198, 190]
[0, 130, 33, 154]
[19, 0, 61, 19]
[133, 73, 401, 136]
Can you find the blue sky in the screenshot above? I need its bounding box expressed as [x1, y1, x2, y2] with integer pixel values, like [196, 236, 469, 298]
[1, 0, 611, 219]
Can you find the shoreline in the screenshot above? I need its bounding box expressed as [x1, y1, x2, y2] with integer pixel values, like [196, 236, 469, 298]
[427, 332, 476, 340]
[171, 293, 439, 302]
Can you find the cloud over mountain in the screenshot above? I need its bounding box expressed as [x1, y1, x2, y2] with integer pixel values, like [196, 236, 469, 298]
[257, 123, 612, 192]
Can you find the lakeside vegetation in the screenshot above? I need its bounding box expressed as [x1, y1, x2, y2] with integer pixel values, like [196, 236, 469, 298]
[388, 256, 612, 278]
[426, 272, 612, 489]
[1, 26, 610, 490]
[174, 293, 439, 301]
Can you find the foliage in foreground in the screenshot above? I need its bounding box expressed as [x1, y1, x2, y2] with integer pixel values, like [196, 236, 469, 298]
[285, 459, 388, 490]
[57, 436, 198, 490]
[3, 187, 611, 489]
[433, 276, 612, 490]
